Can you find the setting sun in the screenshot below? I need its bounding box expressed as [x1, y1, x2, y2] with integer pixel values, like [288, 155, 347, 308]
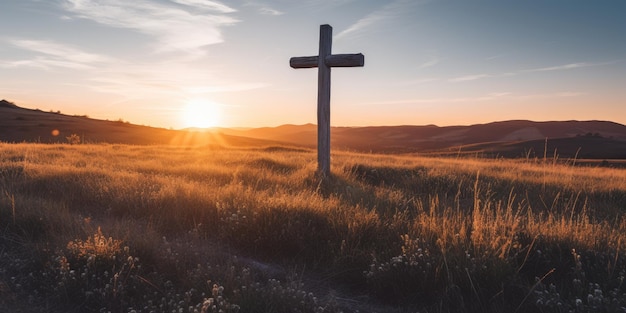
[181, 99, 222, 129]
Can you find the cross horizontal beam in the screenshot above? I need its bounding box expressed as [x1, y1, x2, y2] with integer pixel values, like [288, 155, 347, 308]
[290, 53, 365, 69]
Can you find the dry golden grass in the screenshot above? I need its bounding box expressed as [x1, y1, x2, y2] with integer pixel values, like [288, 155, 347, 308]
[1, 142, 626, 312]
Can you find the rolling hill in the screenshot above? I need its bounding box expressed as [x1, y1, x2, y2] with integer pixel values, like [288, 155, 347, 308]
[3, 99, 626, 158]
[0, 99, 280, 147]
[220, 120, 626, 158]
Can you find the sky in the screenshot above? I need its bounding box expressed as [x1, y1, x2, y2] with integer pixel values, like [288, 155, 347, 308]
[1, 0, 625, 129]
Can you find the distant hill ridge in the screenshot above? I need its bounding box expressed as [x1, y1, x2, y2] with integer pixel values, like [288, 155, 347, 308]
[2, 99, 626, 158]
[0, 99, 19, 109]
[0, 99, 282, 146]
[221, 120, 626, 155]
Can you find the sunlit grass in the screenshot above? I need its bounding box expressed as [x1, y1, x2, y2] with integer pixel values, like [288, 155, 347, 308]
[1, 142, 626, 312]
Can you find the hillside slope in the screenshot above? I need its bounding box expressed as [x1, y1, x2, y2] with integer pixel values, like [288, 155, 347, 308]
[0, 100, 280, 147]
[221, 120, 626, 158]
[3, 100, 626, 158]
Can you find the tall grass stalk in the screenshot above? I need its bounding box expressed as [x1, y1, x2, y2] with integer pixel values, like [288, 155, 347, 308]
[1, 143, 626, 312]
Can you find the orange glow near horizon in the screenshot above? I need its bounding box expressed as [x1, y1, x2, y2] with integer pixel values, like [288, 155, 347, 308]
[7, 91, 626, 130]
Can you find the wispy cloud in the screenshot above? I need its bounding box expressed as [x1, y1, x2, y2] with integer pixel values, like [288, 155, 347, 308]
[418, 55, 440, 69]
[258, 7, 284, 16]
[0, 35, 266, 102]
[61, 0, 238, 55]
[83, 60, 268, 101]
[242, 1, 284, 16]
[448, 74, 492, 82]
[336, 0, 422, 40]
[449, 62, 606, 83]
[170, 0, 236, 13]
[364, 91, 585, 106]
[8, 39, 111, 63]
[517, 91, 588, 99]
[299, 0, 356, 12]
[0, 38, 114, 70]
[521, 62, 595, 73]
[336, 10, 388, 40]
[399, 78, 440, 86]
[0, 58, 90, 70]
[364, 92, 511, 106]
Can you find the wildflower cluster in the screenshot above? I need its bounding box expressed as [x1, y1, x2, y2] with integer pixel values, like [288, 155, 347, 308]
[532, 249, 626, 312]
[1, 230, 245, 312]
[176, 260, 334, 313]
[49, 229, 147, 311]
[533, 280, 626, 312]
[364, 232, 518, 307]
[364, 234, 439, 303]
[2, 228, 144, 311]
[215, 203, 255, 246]
[219, 207, 249, 235]
[0, 251, 39, 307]
[66, 226, 123, 259]
[196, 282, 240, 313]
[136, 231, 338, 312]
[234, 277, 326, 313]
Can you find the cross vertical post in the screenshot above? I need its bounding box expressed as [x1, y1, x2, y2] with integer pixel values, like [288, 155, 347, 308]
[317, 24, 332, 177]
[290, 24, 364, 177]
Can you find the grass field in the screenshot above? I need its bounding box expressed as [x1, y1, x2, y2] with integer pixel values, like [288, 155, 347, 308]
[1, 142, 626, 312]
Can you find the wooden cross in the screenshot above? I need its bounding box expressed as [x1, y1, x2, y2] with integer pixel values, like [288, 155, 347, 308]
[290, 24, 364, 177]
